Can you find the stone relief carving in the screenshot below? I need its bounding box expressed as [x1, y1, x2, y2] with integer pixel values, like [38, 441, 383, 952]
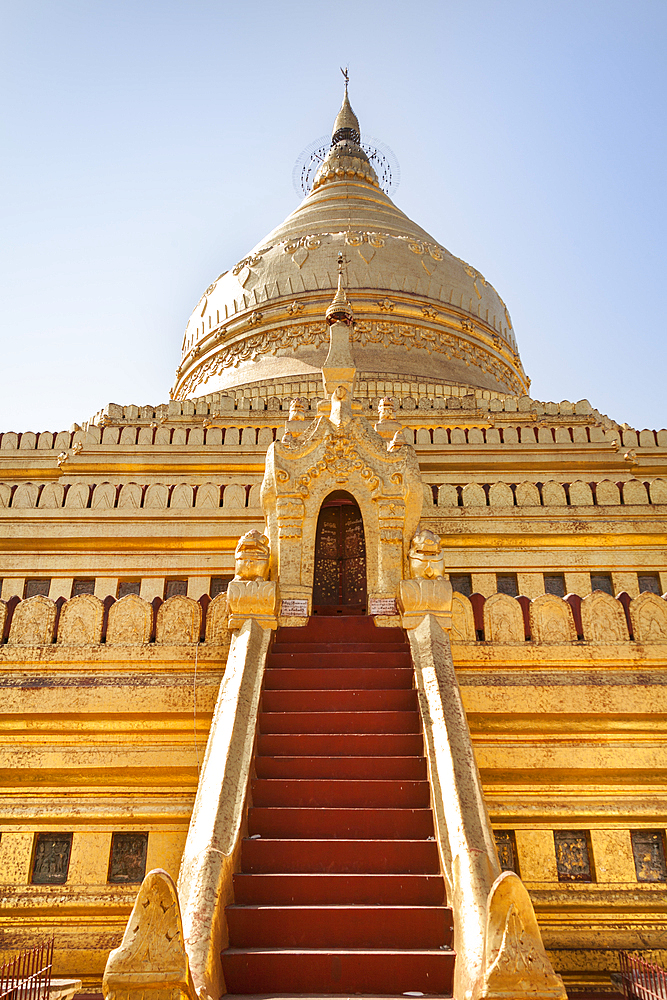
[407, 527, 445, 579]
[171, 484, 193, 509]
[488, 482, 514, 507]
[106, 594, 152, 645]
[568, 481, 594, 506]
[103, 869, 197, 1000]
[118, 483, 142, 508]
[451, 591, 476, 641]
[156, 596, 201, 644]
[223, 483, 246, 508]
[541, 481, 567, 506]
[38, 483, 65, 509]
[174, 319, 524, 400]
[398, 527, 452, 631]
[8, 595, 56, 645]
[58, 594, 104, 645]
[227, 579, 277, 630]
[529, 594, 577, 644]
[65, 482, 90, 508]
[144, 484, 169, 509]
[479, 871, 567, 1000]
[204, 592, 229, 644]
[484, 593, 524, 643]
[195, 483, 220, 509]
[649, 478, 667, 504]
[234, 530, 270, 581]
[12, 483, 39, 509]
[581, 591, 629, 643]
[629, 592, 667, 643]
[91, 483, 116, 509]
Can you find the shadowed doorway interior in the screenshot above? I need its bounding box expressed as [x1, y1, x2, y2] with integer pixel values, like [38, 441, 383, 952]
[312, 491, 367, 615]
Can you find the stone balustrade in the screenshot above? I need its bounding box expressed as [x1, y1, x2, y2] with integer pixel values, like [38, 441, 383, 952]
[1, 421, 665, 452]
[0, 592, 229, 646]
[422, 478, 667, 507]
[0, 589, 664, 647]
[0, 482, 263, 509]
[2, 476, 666, 510]
[450, 589, 667, 643]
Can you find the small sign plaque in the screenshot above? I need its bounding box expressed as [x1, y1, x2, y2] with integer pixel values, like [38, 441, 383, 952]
[370, 598, 398, 616]
[281, 599, 309, 617]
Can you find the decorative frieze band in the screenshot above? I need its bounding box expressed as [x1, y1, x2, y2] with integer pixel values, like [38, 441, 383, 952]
[174, 319, 526, 400]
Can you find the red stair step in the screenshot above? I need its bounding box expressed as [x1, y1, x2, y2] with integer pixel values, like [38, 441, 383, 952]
[248, 806, 434, 839]
[232, 872, 446, 905]
[259, 711, 420, 734]
[220, 947, 455, 994]
[254, 755, 427, 779]
[226, 904, 453, 949]
[257, 733, 424, 756]
[263, 666, 414, 690]
[267, 651, 411, 669]
[272, 640, 409, 653]
[261, 689, 417, 712]
[241, 838, 440, 874]
[251, 778, 430, 808]
[278, 619, 405, 643]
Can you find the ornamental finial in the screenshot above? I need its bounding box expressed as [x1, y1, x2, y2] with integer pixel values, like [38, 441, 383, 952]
[332, 72, 361, 146]
[325, 252, 354, 325]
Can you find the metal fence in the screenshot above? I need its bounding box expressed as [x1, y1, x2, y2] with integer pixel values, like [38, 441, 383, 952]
[0, 939, 54, 1000]
[620, 952, 667, 1000]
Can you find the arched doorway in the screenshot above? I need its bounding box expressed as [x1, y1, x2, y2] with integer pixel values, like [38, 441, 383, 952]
[312, 491, 367, 615]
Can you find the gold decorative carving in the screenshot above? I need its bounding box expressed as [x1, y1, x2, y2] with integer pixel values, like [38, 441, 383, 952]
[286, 300, 304, 315]
[155, 596, 201, 644]
[8, 596, 56, 645]
[421, 306, 439, 319]
[204, 592, 229, 644]
[398, 577, 453, 631]
[247, 310, 263, 327]
[629, 592, 667, 643]
[581, 591, 629, 643]
[232, 253, 264, 276]
[106, 595, 152, 645]
[227, 580, 277, 630]
[234, 530, 270, 581]
[529, 594, 577, 644]
[451, 591, 476, 641]
[377, 298, 394, 311]
[103, 868, 197, 1000]
[294, 432, 381, 496]
[174, 319, 525, 399]
[288, 398, 307, 422]
[478, 871, 567, 1000]
[408, 527, 445, 579]
[484, 593, 525, 643]
[58, 594, 104, 645]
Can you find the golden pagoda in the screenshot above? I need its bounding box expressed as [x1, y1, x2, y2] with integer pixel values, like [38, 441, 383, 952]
[0, 82, 666, 1000]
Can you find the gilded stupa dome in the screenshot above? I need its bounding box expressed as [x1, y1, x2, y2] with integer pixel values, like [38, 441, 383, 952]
[174, 85, 528, 401]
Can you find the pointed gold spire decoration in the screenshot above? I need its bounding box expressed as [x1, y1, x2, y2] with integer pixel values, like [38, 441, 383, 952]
[325, 252, 354, 326]
[332, 67, 361, 145]
[322, 253, 356, 408]
[311, 73, 379, 192]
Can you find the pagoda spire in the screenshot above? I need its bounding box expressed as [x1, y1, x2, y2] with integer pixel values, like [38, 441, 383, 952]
[325, 252, 354, 326]
[322, 253, 356, 407]
[331, 68, 361, 146]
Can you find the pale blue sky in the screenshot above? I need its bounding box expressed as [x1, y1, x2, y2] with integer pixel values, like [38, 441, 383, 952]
[1, 0, 666, 431]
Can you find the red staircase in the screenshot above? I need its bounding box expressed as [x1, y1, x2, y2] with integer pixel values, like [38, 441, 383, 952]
[221, 615, 455, 997]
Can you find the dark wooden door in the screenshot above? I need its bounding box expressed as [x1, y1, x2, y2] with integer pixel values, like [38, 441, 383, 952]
[312, 497, 367, 612]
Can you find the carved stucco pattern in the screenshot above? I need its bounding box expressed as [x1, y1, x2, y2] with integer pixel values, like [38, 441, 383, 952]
[175, 319, 525, 399]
